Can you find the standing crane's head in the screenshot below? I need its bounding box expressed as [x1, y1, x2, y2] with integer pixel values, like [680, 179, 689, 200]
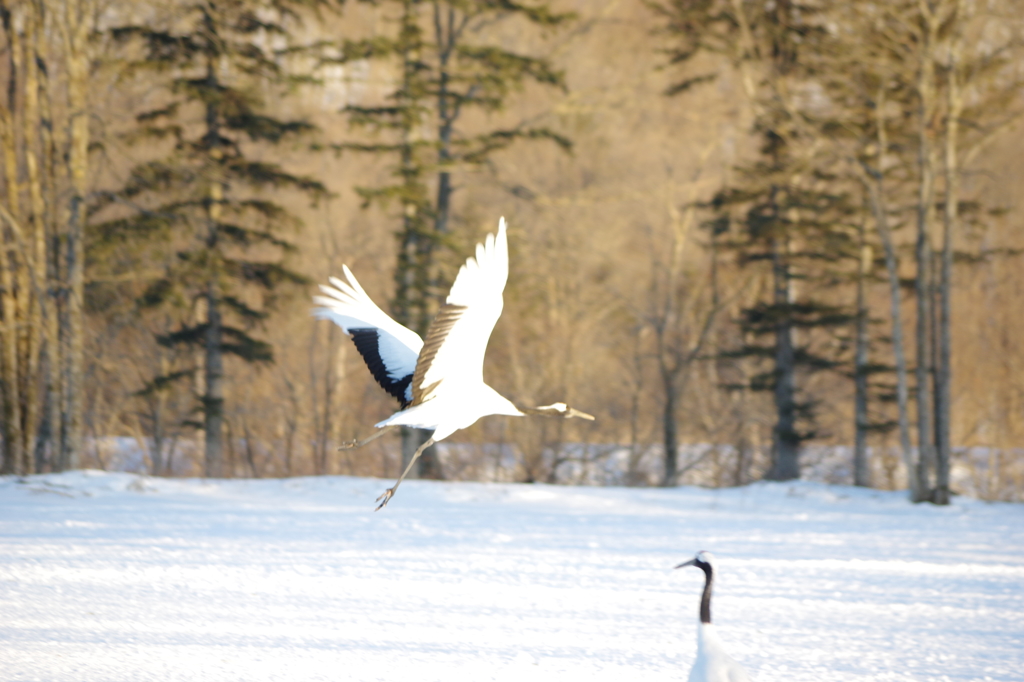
[675, 550, 714, 572]
[676, 551, 716, 624]
[521, 402, 596, 420]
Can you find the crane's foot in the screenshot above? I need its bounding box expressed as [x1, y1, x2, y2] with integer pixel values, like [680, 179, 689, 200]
[375, 488, 395, 511]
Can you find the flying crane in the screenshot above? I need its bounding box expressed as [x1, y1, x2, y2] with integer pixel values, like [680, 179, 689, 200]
[314, 217, 594, 510]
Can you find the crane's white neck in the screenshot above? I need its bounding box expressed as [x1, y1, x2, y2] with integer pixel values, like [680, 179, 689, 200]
[480, 386, 524, 417]
[696, 622, 727, 656]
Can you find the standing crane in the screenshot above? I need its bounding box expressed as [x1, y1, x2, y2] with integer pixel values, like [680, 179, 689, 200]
[675, 551, 753, 682]
[314, 217, 594, 510]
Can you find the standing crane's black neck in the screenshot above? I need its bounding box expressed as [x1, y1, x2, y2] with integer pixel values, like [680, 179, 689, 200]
[697, 560, 713, 624]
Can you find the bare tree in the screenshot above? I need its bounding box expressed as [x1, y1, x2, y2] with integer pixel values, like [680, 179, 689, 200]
[638, 161, 723, 486]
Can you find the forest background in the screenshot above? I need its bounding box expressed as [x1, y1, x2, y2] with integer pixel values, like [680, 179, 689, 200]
[1, 0, 1022, 503]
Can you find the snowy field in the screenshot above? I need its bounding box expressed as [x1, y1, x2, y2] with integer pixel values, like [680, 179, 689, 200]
[1, 472, 1022, 682]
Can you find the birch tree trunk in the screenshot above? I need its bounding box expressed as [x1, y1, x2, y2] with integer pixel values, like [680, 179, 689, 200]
[20, 3, 45, 474]
[855, 79, 918, 499]
[0, 3, 24, 475]
[863, 172, 917, 498]
[39, 16, 63, 473]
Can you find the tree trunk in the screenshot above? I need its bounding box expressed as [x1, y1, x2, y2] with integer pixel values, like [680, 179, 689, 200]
[934, 40, 962, 506]
[913, 11, 939, 501]
[39, 27, 62, 474]
[284, 377, 299, 476]
[733, 391, 752, 487]
[863, 83, 917, 500]
[388, 0, 443, 482]
[34, 368, 53, 472]
[20, 5, 46, 475]
[661, 367, 678, 486]
[913, 206, 934, 499]
[0, 228, 23, 475]
[149, 399, 165, 476]
[309, 323, 339, 475]
[853, 229, 871, 487]
[0, 9, 24, 475]
[865, 176, 916, 498]
[148, 352, 169, 476]
[242, 416, 259, 478]
[203, 283, 224, 478]
[223, 415, 235, 478]
[58, 0, 92, 473]
[201, 55, 226, 478]
[433, 3, 457, 242]
[768, 234, 799, 481]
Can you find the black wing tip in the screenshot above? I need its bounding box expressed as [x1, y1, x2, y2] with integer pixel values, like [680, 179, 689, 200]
[349, 328, 413, 406]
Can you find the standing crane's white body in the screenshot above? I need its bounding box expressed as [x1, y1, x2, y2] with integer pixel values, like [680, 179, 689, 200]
[676, 552, 753, 682]
[314, 217, 593, 508]
[688, 623, 751, 682]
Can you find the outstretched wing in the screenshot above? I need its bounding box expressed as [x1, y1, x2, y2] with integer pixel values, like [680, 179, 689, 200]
[411, 217, 509, 404]
[313, 265, 423, 407]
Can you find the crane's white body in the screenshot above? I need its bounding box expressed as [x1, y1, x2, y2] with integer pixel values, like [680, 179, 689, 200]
[375, 383, 521, 441]
[688, 623, 752, 682]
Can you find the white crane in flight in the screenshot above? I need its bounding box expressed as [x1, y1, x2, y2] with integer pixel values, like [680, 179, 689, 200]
[314, 218, 594, 510]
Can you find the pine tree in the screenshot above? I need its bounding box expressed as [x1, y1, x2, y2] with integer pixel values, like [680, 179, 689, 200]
[654, 0, 859, 480]
[101, 1, 329, 476]
[326, 0, 571, 478]
[708, 130, 857, 480]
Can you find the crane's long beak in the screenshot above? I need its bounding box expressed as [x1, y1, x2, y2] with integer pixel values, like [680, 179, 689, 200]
[674, 558, 697, 569]
[566, 407, 596, 421]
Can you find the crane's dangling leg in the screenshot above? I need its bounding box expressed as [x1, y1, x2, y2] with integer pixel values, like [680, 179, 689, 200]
[338, 424, 397, 451]
[375, 435, 435, 511]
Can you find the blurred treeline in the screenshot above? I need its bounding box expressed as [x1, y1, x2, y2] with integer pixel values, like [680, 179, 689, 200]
[0, 0, 1022, 502]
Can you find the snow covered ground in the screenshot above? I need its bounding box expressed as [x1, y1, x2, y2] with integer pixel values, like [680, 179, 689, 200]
[1, 472, 1022, 682]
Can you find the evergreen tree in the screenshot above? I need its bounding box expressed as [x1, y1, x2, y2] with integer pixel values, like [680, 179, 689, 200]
[708, 128, 857, 480]
[100, 0, 329, 476]
[654, 0, 858, 480]
[326, 0, 571, 477]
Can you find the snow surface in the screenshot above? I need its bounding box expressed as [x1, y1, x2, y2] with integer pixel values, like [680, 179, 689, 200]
[1, 472, 1022, 682]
